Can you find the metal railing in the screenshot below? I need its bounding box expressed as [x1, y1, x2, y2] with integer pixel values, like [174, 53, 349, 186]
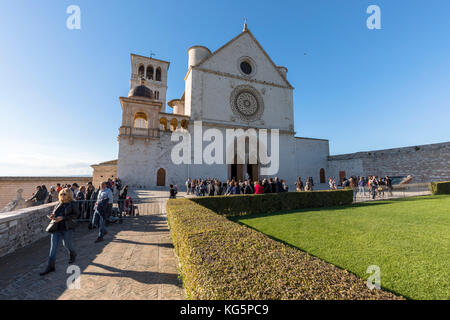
[352, 183, 431, 202]
[74, 197, 169, 222]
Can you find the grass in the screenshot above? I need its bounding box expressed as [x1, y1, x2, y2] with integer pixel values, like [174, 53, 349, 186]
[233, 195, 450, 300]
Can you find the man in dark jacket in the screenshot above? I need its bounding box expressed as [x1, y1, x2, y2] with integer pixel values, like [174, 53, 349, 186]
[118, 185, 128, 215]
[29, 186, 46, 206]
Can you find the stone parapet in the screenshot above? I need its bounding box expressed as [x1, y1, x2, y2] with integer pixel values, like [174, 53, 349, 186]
[0, 203, 56, 258]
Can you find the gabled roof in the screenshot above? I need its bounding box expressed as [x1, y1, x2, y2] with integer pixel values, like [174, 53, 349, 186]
[195, 29, 293, 89]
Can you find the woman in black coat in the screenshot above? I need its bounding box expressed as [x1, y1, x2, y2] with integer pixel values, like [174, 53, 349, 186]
[40, 188, 80, 276]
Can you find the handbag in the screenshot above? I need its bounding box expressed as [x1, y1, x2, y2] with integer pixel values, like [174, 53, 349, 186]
[46, 219, 59, 233]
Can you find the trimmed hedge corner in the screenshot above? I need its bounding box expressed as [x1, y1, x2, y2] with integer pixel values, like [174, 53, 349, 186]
[166, 198, 402, 300]
[188, 189, 353, 217]
[430, 181, 450, 195]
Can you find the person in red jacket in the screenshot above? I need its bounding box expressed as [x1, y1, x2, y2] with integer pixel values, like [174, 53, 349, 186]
[254, 180, 264, 194]
[124, 196, 134, 216]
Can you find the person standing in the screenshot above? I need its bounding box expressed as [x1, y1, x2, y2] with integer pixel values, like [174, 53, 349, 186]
[85, 183, 95, 221]
[358, 177, 366, 197]
[231, 181, 241, 195]
[185, 178, 191, 195]
[40, 188, 79, 276]
[47, 186, 59, 203]
[118, 185, 128, 216]
[296, 177, 304, 192]
[349, 178, 357, 201]
[254, 181, 264, 194]
[28, 186, 45, 206]
[88, 185, 100, 229]
[371, 177, 378, 200]
[281, 179, 289, 192]
[169, 184, 178, 199]
[76, 186, 86, 219]
[93, 182, 112, 243]
[385, 176, 393, 197]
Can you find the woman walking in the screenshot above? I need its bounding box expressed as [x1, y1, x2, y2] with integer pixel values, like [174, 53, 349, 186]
[40, 188, 79, 276]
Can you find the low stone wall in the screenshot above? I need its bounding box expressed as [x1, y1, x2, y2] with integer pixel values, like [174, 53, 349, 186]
[328, 141, 450, 183]
[0, 203, 57, 258]
[0, 176, 92, 210]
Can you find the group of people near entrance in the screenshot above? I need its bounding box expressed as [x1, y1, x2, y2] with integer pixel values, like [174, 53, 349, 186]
[39, 178, 135, 276]
[336, 176, 393, 200]
[294, 177, 315, 192]
[183, 177, 289, 197]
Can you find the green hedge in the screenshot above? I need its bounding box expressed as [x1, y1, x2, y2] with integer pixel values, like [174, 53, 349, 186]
[430, 181, 450, 195]
[189, 189, 353, 217]
[166, 198, 401, 300]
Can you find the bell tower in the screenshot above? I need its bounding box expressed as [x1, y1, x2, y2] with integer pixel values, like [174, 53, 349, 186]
[130, 53, 170, 109]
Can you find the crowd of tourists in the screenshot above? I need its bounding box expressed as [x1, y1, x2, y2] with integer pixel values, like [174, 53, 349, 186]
[335, 175, 393, 200]
[38, 178, 136, 276]
[181, 177, 290, 197]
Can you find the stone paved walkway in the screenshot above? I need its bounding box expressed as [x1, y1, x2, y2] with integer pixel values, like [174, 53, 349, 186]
[0, 198, 185, 300]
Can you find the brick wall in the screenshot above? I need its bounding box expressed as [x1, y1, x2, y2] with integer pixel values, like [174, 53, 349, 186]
[0, 203, 56, 257]
[328, 141, 450, 183]
[0, 177, 92, 210]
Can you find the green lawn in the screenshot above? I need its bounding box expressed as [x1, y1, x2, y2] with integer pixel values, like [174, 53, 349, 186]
[234, 195, 450, 300]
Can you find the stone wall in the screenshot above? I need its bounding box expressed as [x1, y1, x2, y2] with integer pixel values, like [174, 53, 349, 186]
[0, 203, 56, 257]
[328, 141, 450, 183]
[91, 162, 117, 188]
[0, 177, 92, 210]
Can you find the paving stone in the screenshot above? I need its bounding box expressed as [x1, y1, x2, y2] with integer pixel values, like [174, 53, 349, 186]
[0, 206, 185, 300]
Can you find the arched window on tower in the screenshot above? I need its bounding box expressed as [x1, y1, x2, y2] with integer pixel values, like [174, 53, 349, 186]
[133, 112, 148, 128]
[146, 65, 154, 80]
[155, 67, 162, 81]
[170, 118, 178, 131]
[138, 65, 145, 78]
[320, 168, 326, 184]
[159, 117, 168, 131]
[155, 91, 159, 100]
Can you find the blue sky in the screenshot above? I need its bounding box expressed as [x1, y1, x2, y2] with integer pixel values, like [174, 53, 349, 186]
[0, 0, 449, 176]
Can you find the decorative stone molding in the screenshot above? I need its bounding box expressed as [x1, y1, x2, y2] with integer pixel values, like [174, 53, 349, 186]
[187, 66, 293, 90]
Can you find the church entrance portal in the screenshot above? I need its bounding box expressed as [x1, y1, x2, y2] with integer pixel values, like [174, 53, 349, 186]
[229, 163, 259, 181]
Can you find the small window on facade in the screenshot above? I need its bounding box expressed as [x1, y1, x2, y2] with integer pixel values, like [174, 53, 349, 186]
[240, 61, 252, 75]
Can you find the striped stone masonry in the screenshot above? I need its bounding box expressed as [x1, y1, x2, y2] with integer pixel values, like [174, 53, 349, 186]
[0, 203, 56, 258]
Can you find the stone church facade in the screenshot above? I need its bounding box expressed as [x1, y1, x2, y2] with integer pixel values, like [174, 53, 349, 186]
[91, 27, 450, 189]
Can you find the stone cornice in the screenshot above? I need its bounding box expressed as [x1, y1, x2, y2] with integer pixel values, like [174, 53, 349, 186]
[131, 53, 170, 68]
[190, 66, 293, 90]
[119, 97, 163, 110]
[159, 112, 190, 119]
[196, 119, 295, 135]
[295, 136, 329, 142]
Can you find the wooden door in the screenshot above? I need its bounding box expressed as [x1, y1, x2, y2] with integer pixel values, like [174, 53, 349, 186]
[157, 168, 166, 186]
[339, 171, 346, 185]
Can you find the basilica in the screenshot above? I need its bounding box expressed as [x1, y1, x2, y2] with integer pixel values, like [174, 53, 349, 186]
[90, 25, 450, 189]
